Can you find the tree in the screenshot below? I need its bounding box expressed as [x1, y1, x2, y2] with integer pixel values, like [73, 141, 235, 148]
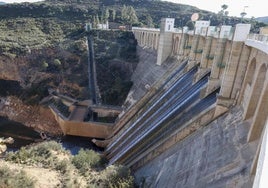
[221, 4, 228, 11]
[240, 12, 247, 19]
[53, 59, 61, 66]
[145, 14, 153, 28]
[240, 6, 248, 22]
[92, 15, 100, 29]
[96, 14, 100, 25]
[104, 8, 109, 22]
[41, 61, 48, 71]
[121, 5, 128, 22]
[128, 6, 138, 25]
[93, 16, 97, 28]
[111, 9, 116, 21]
[186, 20, 194, 30]
[218, 4, 228, 25]
[121, 5, 138, 25]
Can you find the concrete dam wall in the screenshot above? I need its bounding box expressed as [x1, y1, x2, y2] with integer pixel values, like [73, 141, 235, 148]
[123, 46, 179, 110]
[102, 19, 268, 187]
[134, 106, 256, 187]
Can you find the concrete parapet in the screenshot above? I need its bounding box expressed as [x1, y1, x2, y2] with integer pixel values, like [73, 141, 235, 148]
[132, 28, 160, 50]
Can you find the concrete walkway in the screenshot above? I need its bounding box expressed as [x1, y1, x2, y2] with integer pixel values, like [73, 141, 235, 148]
[68, 106, 88, 121]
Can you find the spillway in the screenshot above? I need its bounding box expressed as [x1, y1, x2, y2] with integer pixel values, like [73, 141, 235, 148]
[106, 61, 220, 166]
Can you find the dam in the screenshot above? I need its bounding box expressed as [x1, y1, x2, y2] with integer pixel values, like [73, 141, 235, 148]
[99, 18, 268, 187]
[49, 17, 268, 187]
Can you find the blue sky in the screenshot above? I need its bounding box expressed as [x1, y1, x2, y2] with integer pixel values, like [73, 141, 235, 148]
[1, 0, 267, 18]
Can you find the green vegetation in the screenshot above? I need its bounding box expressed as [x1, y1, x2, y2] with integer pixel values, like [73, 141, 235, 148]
[206, 54, 214, 60]
[72, 149, 106, 174]
[0, 1, 141, 106]
[0, 18, 79, 57]
[0, 0, 266, 30]
[121, 5, 139, 25]
[217, 4, 229, 25]
[5, 141, 67, 167]
[194, 49, 203, 53]
[217, 62, 226, 68]
[93, 30, 137, 105]
[3, 141, 135, 187]
[101, 165, 135, 188]
[0, 166, 35, 188]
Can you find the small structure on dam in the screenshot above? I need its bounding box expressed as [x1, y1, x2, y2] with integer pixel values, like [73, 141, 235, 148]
[48, 91, 121, 139]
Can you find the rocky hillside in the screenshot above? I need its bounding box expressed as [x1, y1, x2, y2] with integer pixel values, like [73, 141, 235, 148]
[0, 5, 138, 134]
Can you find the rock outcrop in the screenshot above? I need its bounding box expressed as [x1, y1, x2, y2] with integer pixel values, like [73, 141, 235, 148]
[0, 96, 61, 135]
[0, 137, 14, 154]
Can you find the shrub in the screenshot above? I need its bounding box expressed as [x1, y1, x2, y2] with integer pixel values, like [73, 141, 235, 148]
[55, 159, 69, 174]
[37, 140, 64, 152]
[0, 166, 36, 188]
[100, 165, 135, 188]
[217, 62, 225, 68]
[41, 60, 49, 70]
[72, 149, 106, 174]
[53, 58, 61, 66]
[5, 141, 65, 168]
